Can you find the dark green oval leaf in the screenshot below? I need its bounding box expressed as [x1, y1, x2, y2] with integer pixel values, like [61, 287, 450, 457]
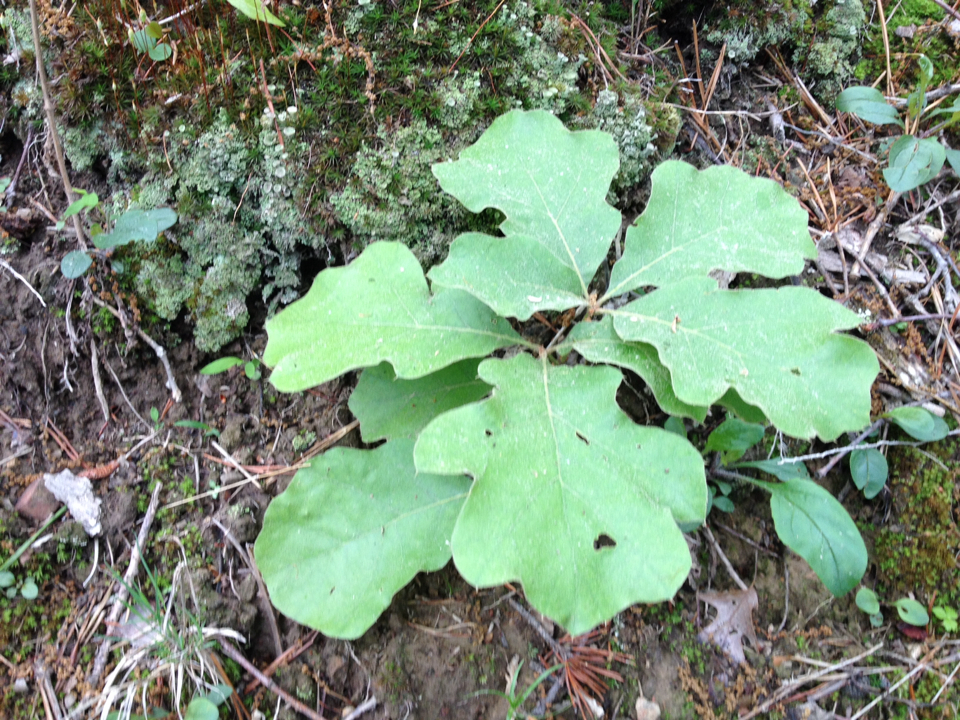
[849, 448, 888, 499]
[61, 251, 92, 278]
[750, 478, 867, 597]
[705, 417, 765, 463]
[884, 405, 949, 441]
[855, 587, 880, 615]
[836, 86, 903, 127]
[895, 598, 929, 626]
[884, 135, 946, 192]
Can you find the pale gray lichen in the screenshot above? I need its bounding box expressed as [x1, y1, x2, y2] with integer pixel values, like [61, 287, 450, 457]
[127, 109, 323, 351]
[586, 90, 658, 204]
[807, 0, 866, 96]
[331, 120, 469, 266]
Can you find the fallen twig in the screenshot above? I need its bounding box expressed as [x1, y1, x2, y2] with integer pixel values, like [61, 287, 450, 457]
[218, 639, 329, 720]
[88, 481, 163, 687]
[0, 259, 46, 307]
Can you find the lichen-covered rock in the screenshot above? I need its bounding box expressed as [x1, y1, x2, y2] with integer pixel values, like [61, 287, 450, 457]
[587, 90, 658, 205]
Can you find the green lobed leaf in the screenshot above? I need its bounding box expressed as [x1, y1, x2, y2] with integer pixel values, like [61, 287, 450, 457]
[895, 598, 929, 626]
[835, 86, 903, 127]
[414, 353, 707, 635]
[849, 448, 888, 499]
[704, 417, 765, 463]
[61, 251, 93, 278]
[751, 477, 867, 596]
[263, 242, 523, 392]
[735, 459, 810, 482]
[883, 135, 946, 192]
[224, 0, 286, 25]
[430, 110, 621, 319]
[855, 587, 880, 615]
[568, 316, 709, 421]
[612, 277, 879, 441]
[884, 405, 950, 441]
[349, 360, 492, 442]
[94, 208, 178, 250]
[605, 161, 813, 298]
[255, 440, 469, 639]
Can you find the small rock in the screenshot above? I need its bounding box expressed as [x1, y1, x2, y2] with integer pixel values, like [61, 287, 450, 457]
[894, 24, 917, 39]
[12, 678, 29, 693]
[635, 697, 660, 720]
[15, 477, 61, 523]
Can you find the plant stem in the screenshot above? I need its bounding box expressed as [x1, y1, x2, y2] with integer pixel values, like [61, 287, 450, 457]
[0, 506, 67, 572]
[27, 0, 87, 247]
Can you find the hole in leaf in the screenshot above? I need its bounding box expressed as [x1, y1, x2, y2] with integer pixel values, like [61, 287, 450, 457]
[594, 534, 617, 550]
[484, 429, 493, 436]
[576, 431, 589, 445]
[791, 368, 801, 376]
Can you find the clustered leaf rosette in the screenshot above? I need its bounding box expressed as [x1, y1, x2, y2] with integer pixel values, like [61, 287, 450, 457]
[255, 110, 878, 639]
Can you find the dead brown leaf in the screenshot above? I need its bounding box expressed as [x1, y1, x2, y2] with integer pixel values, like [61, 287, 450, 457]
[697, 587, 759, 664]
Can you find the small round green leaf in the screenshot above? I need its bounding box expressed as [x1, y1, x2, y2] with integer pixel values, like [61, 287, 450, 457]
[148, 42, 172, 62]
[884, 406, 949, 441]
[244, 360, 261, 380]
[849, 448, 888, 499]
[895, 598, 929, 626]
[664, 416, 687, 438]
[145, 21, 163, 39]
[61, 251, 93, 278]
[0, 571, 14, 588]
[712, 496, 735, 513]
[704, 417, 765, 463]
[20, 578, 38, 600]
[199, 357, 245, 375]
[130, 28, 156, 53]
[183, 697, 219, 720]
[884, 135, 946, 192]
[855, 587, 880, 615]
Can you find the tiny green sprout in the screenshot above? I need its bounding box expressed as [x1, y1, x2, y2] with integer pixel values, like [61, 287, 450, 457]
[933, 606, 958, 633]
[150, 406, 162, 430]
[469, 660, 562, 720]
[199, 356, 263, 380]
[174, 420, 220, 438]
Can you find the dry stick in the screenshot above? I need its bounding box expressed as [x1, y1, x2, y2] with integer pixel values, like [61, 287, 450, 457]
[89, 338, 110, 425]
[932, 0, 960, 21]
[850, 646, 939, 720]
[703, 525, 747, 591]
[90, 296, 182, 403]
[242, 631, 318, 695]
[217, 640, 328, 720]
[88, 482, 163, 688]
[27, 0, 86, 247]
[104, 361, 150, 430]
[816, 419, 885, 478]
[0, 259, 46, 307]
[342, 698, 377, 720]
[853, 190, 901, 270]
[739, 643, 883, 720]
[876, 0, 893, 97]
[908, 188, 960, 224]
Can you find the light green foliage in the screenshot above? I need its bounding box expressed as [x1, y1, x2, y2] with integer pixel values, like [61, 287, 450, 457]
[430, 110, 621, 319]
[415, 354, 706, 633]
[257, 110, 879, 638]
[885, 405, 950, 442]
[349, 360, 492, 442]
[263, 242, 522, 391]
[132, 109, 320, 351]
[255, 440, 468, 639]
[850, 448, 888, 499]
[436, 71, 484, 130]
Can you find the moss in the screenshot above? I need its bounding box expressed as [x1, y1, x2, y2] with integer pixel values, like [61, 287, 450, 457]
[874, 445, 960, 603]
